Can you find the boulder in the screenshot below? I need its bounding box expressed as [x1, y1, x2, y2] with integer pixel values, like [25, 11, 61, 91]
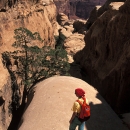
[57, 13, 69, 26]
[18, 76, 128, 130]
[64, 33, 85, 63]
[73, 19, 87, 33]
[59, 27, 72, 41]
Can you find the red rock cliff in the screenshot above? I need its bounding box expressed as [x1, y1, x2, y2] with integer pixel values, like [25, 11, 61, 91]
[74, 0, 130, 113]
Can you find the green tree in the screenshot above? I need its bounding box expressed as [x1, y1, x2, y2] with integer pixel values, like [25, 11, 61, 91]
[2, 27, 70, 108]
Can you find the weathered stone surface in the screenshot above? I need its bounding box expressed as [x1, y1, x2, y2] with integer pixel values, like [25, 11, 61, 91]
[54, 0, 106, 19]
[73, 19, 87, 34]
[0, 55, 12, 130]
[86, 5, 102, 29]
[86, 0, 125, 29]
[18, 76, 128, 130]
[57, 13, 69, 25]
[54, 0, 70, 15]
[119, 0, 130, 14]
[64, 33, 85, 63]
[0, 1, 57, 53]
[74, 1, 130, 113]
[64, 25, 74, 33]
[0, 1, 58, 129]
[59, 27, 72, 40]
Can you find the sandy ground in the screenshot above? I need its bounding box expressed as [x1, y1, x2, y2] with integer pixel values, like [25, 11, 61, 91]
[18, 76, 129, 130]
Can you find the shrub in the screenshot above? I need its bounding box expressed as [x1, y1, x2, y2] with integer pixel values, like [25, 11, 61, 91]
[2, 27, 70, 95]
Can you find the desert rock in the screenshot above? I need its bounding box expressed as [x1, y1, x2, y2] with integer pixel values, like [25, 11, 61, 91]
[18, 76, 128, 130]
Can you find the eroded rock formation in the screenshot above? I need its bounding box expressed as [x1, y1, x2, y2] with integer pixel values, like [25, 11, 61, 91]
[56, 13, 86, 63]
[74, 1, 130, 113]
[0, 0, 58, 129]
[0, 55, 12, 130]
[0, 0, 57, 54]
[86, 0, 126, 29]
[54, 0, 106, 19]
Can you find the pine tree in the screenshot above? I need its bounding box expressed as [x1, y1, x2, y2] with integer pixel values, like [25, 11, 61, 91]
[2, 27, 70, 107]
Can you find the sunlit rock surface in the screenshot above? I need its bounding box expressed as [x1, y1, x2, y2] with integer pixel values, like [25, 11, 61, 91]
[19, 76, 128, 130]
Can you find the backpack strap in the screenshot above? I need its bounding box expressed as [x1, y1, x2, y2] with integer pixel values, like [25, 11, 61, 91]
[76, 97, 87, 106]
[76, 99, 82, 106]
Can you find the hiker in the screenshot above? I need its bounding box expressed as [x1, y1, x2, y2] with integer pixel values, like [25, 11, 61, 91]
[69, 88, 90, 130]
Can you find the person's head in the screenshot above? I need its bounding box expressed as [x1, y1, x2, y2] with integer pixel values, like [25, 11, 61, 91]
[75, 88, 85, 98]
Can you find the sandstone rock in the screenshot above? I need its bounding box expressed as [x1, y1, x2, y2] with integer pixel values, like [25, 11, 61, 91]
[59, 27, 72, 41]
[73, 19, 86, 30]
[55, 0, 106, 19]
[54, 22, 61, 42]
[0, 1, 59, 129]
[73, 19, 87, 34]
[119, 0, 130, 14]
[74, 1, 130, 113]
[86, 0, 125, 29]
[109, 2, 124, 10]
[57, 13, 69, 25]
[0, 1, 58, 53]
[18, 76, 128, 130]
[54, 0, 70, 15]
[63, 25, 75, 33]
[58, 0, 124, 22]
[64, 20, 74, 26]
[97, 0, 125, 17]
[40, 0, 54, 6]
[0, 55, 12, 130]
[86, 5, 102, 29]
[64, 33, 85, 63]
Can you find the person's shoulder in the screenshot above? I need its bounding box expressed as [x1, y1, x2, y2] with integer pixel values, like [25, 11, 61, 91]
[85, 98, 89, 105]
[73, 101, 80, 107]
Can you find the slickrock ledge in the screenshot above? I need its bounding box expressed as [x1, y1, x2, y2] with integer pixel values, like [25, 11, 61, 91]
[18, 76, 128, 130]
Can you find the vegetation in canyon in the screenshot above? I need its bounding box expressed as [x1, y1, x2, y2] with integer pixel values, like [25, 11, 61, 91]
[2, 27, 70, 111]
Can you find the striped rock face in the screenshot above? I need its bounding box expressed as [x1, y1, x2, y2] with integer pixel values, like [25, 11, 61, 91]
[18, 76, 128, 130]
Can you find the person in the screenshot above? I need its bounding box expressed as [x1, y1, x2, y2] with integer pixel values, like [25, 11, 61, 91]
[69, 88, 89, 130]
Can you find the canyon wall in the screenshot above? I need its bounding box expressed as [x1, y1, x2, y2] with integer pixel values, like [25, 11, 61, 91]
[0, 0, 58, 129]
[54, 0, 106, 19]
[74, 0, 130, 113]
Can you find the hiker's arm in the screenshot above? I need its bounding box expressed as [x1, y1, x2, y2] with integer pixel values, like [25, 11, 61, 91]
[69, 112, 77, 123]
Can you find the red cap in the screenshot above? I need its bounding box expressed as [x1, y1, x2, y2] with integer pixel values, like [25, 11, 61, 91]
[75, 88, 85, 97]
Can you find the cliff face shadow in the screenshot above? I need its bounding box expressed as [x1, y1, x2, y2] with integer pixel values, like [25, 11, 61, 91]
[85, 93, 128, 130]
[69, 62, 129, 130]
[69, 62, 128, 129]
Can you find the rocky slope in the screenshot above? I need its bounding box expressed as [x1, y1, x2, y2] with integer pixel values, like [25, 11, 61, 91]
[74, 0, 130, 113]
[0, 0, 58, 129]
